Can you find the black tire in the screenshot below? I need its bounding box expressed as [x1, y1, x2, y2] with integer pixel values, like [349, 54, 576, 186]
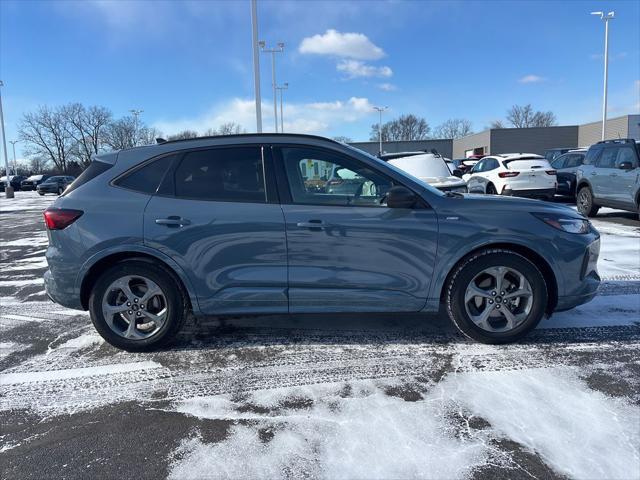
[446, 249, 548, 344]
[57, 187, 64, 195]
[486, 183, 497, 195]
[38, 191, 44, 196]
[576, 186, 599, 217]
[89, 260, 188, 351]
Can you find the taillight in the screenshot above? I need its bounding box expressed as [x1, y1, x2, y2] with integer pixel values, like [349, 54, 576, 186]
[498, 171, 520, 178]
[43, 208, 83, 230]
[546, 170, 557, 175]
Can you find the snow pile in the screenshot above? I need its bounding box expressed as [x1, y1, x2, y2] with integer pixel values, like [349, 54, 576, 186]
[170, 382, 488, 480]
[50, 332, 104, 352]
[169, 368, 640, 480]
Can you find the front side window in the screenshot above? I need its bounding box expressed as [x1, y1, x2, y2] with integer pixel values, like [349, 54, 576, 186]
[584, 147, 602, 166]
[596, 147, 618, 169]
[174, 147, 265, 203]
[281, 147, 393, 207]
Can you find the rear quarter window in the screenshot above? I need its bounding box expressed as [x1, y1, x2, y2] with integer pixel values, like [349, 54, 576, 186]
[63, 160, 114, 196]
[114, 154, 177, 194]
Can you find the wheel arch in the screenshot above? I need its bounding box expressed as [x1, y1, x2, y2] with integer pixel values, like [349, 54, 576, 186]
[79, 250, 198, 313]
[439, 243, 558, 314]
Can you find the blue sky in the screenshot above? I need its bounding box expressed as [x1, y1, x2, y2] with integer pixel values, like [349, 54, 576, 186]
[1, 0, 638, 158]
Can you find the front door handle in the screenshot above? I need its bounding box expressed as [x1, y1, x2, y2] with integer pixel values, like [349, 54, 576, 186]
[590, 172, 597, 176]
[155, 216, 191, 227]
[296, 220, 327, 230]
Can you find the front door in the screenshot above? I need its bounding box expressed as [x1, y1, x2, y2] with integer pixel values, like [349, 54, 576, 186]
[274, 146, 438, 313]
[144, 145, 288, 315]
[612, 145, 640, 208]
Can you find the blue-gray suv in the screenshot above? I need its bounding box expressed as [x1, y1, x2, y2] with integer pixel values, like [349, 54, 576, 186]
[43, 134, 601, 350]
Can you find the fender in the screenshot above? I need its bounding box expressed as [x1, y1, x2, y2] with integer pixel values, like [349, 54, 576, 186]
[75, 244, 202, 315]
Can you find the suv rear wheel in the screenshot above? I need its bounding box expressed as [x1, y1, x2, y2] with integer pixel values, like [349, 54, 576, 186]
[577, 186, 599, 217]
[446, 249, 548, 344]
[89, 260, 188, 351]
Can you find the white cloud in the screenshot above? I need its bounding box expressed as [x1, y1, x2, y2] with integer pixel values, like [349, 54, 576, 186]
[151, 97, 374, 136]
[378, 83, 397, 91]
[298, 29, 385, 60]
[336, 60, 392, 79]
[518, 74, 546, 84]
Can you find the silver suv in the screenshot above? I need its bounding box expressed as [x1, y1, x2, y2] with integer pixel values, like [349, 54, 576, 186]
[576, 139, 640, 219]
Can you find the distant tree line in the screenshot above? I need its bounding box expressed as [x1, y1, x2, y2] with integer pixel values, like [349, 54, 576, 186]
[16, 103, 246, 176]
[369, 104, 557, 143]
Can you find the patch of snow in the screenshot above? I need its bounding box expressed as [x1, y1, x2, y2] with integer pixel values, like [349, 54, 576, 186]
[2, 236, 49, 247]
[0, 361, 162, 385]
[597, 233, 640, 280]
[439, 367, 640, 480]
[0, 341, 29, 360]
[539, 294, 640, 329]
[49, 333, 104, 353]
[0, 278, 44, 287]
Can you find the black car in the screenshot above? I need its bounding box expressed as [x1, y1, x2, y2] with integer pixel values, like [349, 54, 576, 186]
[544, 148, 572, 163]
[551, 150, 586, 197]
[21, 174, 51, 191]
[36, 176, 75, 195]
[0, 175, 26, 192]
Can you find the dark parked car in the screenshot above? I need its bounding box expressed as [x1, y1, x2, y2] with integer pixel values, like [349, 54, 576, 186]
[544, 148, 572, 163]
[551, 149, 586, 197]
[21, 174, 51, 191]
[43, 134, 600, 351]
[37, 176, 75, 195]
[576, 139, 640, 219]
[0, 175, 26, 192]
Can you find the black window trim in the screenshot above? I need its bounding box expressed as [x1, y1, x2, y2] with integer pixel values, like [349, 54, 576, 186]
[271, 144, 428, 209]
[147, 144, 278, 205]
[111, 151, 179, 195]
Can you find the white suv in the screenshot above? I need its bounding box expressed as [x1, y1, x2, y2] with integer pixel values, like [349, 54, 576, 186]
[463, 154, 557, 200]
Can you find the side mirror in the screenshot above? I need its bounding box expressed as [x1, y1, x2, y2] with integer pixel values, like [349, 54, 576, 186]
[619, 161, 634, 170]
[453, 169, 463, 178]
[386, 186, 417, 209]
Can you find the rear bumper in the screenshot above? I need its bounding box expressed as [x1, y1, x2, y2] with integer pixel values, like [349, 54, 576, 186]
[502, 187, 556, 199]
[44, 269, 84, 310]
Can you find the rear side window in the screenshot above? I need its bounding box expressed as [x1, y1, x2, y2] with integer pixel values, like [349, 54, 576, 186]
[63, 160, 113, 196]
[174, 147, 266, 203]
[615, 146, 638, 168]
[115, 154, 176, 194]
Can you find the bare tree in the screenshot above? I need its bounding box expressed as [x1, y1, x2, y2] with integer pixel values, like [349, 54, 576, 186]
[490, 120, 506, 129]
[433, 119, 473, 139]
[19, 106, 75, 174]
[29, 157, 49, 174]
[104, 116, 137, 150]
[505, 104, 557, 128]
[202, 122, 246, 136]
[370, 114, 430, 142]
[63, 103, 112, 166]
[332, 136, 353, 143]
[166, 130, 199, 141]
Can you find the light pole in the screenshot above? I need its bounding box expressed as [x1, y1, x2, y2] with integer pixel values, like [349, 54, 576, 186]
[259, 40, 284, 133]
[373, 106, 388, 155]
[0, 80, 13, 199]
[276, 83, 288, 133]
[130, 109, 143, 146]
[251, 0, 262, 133]
[591, 11, 615, 141]
[9, 140, 18, 175]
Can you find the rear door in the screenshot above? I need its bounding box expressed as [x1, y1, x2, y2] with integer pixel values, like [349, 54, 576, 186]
[611, 145, 640, 207]
[143, 145, 288, 315]
[274, 145, 438, 313]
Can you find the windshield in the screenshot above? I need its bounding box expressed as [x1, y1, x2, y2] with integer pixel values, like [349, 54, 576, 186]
[344, 144, 444, 196]
[27, 175, 44, 181]
[504, 159, 551, 170]
[43, 177, 59, 183]
[389, 154, 453, 178]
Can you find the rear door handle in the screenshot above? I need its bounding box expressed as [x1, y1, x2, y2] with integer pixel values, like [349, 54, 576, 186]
[296, 220, 327, 230]
[155, 216, 191, 227]
[610, 173, 618, 177]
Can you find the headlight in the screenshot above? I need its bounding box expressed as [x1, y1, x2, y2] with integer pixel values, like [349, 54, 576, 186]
[531, 213, 590, 234]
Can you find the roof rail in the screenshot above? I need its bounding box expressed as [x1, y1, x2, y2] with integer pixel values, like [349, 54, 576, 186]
[595, 138, 635, 145]
[158, 132, 343, 146]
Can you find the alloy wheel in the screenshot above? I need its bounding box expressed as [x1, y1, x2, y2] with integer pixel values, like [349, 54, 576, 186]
[464, 266, 533, 333]
[101, 275, 168, 340]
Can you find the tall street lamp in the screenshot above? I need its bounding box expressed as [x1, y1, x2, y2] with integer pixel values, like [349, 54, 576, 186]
[276, 83, 288, 133]
[0, 80, 13, 198]
[250, 0, 262, 133]
[259, 40, 284, 133]
[9, 140, 19, 175]
[591, 11, 615, 141]
[373, 106, 388, 156]
[130, 109, 143, 146]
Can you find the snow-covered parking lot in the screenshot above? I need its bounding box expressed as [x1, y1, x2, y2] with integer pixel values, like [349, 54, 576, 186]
[1, 192, 639, 479]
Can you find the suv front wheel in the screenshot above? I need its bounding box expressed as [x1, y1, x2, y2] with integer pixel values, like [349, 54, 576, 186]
[89, 260, 188, 351]
[577, 186, 600, 217]
[446, 249, 548, 344]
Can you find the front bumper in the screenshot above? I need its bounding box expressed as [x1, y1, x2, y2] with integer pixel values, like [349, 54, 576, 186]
[502, 187, 556, 199]
[555, 238, 600, 311]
